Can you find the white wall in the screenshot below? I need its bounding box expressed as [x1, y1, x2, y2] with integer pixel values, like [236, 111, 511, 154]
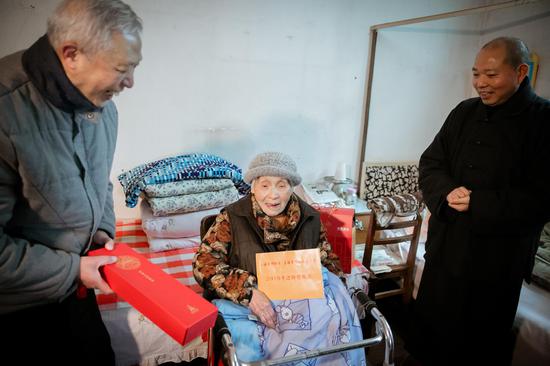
[365, 15, 483, 164]
[365, 0, 550, 165]
[480, 1, 550, 99]
[0, 0, 505, 219]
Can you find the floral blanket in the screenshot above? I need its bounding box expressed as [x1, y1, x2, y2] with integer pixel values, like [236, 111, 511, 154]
[144, 178, 235, 197]
[213, 268, 366, 365]
[146, 186, 239, 216]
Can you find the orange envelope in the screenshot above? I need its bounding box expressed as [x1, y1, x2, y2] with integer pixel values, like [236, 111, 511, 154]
[256, 248, 324, 300]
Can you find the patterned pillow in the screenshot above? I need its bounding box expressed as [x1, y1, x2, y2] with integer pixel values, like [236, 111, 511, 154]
[367, 192, 424, 228]
[360, 163, 419, 200]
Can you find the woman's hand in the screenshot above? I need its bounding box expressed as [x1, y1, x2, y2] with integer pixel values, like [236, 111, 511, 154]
[249, 289, 277, 328]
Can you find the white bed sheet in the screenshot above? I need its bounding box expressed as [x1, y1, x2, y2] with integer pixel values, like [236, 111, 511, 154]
[101, 307, 207, 366]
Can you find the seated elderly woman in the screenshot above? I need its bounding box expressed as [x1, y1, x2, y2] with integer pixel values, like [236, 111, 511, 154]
[193, 152, 365, 364]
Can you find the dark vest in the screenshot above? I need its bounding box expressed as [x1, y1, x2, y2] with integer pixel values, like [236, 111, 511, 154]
[224, 194, 321, 276]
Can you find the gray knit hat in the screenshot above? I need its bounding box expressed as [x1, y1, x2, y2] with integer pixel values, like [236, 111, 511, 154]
[244, 152, 302, 186]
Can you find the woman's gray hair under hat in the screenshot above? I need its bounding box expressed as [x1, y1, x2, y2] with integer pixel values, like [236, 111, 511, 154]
[244, 152, 302, 186]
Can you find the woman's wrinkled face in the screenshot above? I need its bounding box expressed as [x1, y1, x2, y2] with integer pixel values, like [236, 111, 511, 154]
[252, 176, 293, 216]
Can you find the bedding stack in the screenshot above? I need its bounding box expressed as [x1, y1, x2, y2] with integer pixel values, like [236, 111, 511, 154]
[140, 179, 239, 251]
[118, 153, 249, 252]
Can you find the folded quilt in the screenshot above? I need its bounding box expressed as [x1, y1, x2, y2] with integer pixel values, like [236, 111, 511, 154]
[146, 235, 202, 252]
[140, 200, 221, 238]
[147, 186, 239, 216]
[118, 153, 250, 208]
[144, 179, 235, 198]
[368, 192, 423, 227]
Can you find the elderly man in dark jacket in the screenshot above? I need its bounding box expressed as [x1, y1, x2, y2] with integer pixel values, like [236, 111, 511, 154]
[0, 0, 142, 364]
[409, 37, 550, 365]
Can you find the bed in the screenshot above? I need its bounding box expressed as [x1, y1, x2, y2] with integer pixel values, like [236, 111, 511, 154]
[96, 219, 208, 366]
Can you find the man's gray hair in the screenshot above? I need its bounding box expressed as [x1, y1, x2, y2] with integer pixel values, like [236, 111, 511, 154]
[481, 37, 530, 68]
[47, 0, 142, 55]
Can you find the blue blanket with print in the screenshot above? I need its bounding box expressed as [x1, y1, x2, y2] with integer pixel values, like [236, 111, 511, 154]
[213, 268, 366, 366]
[117, 153, 250, 207]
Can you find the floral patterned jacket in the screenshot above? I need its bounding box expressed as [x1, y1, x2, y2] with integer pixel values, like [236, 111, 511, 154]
[192, 194, 343, 306]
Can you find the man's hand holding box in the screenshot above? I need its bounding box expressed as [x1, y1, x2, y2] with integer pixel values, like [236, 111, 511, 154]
[90, 243, 217, 345]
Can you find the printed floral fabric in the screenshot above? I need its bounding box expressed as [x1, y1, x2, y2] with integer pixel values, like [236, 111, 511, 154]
[361, 163, 419, 200]
[144, 178, 235, 198]
[193, 194, 343, 306]
[146, 235, 202, 252]
[146, 186, 239, 216]
[140, 200, 221, 239]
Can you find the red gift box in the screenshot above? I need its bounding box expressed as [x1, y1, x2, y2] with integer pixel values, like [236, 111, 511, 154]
[89, 243, 217, 345]
[318, 207, 355, 273]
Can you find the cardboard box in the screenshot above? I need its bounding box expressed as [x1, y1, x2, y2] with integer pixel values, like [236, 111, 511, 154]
[89, 243, 217, 345]
[317, 207, 355, 273]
